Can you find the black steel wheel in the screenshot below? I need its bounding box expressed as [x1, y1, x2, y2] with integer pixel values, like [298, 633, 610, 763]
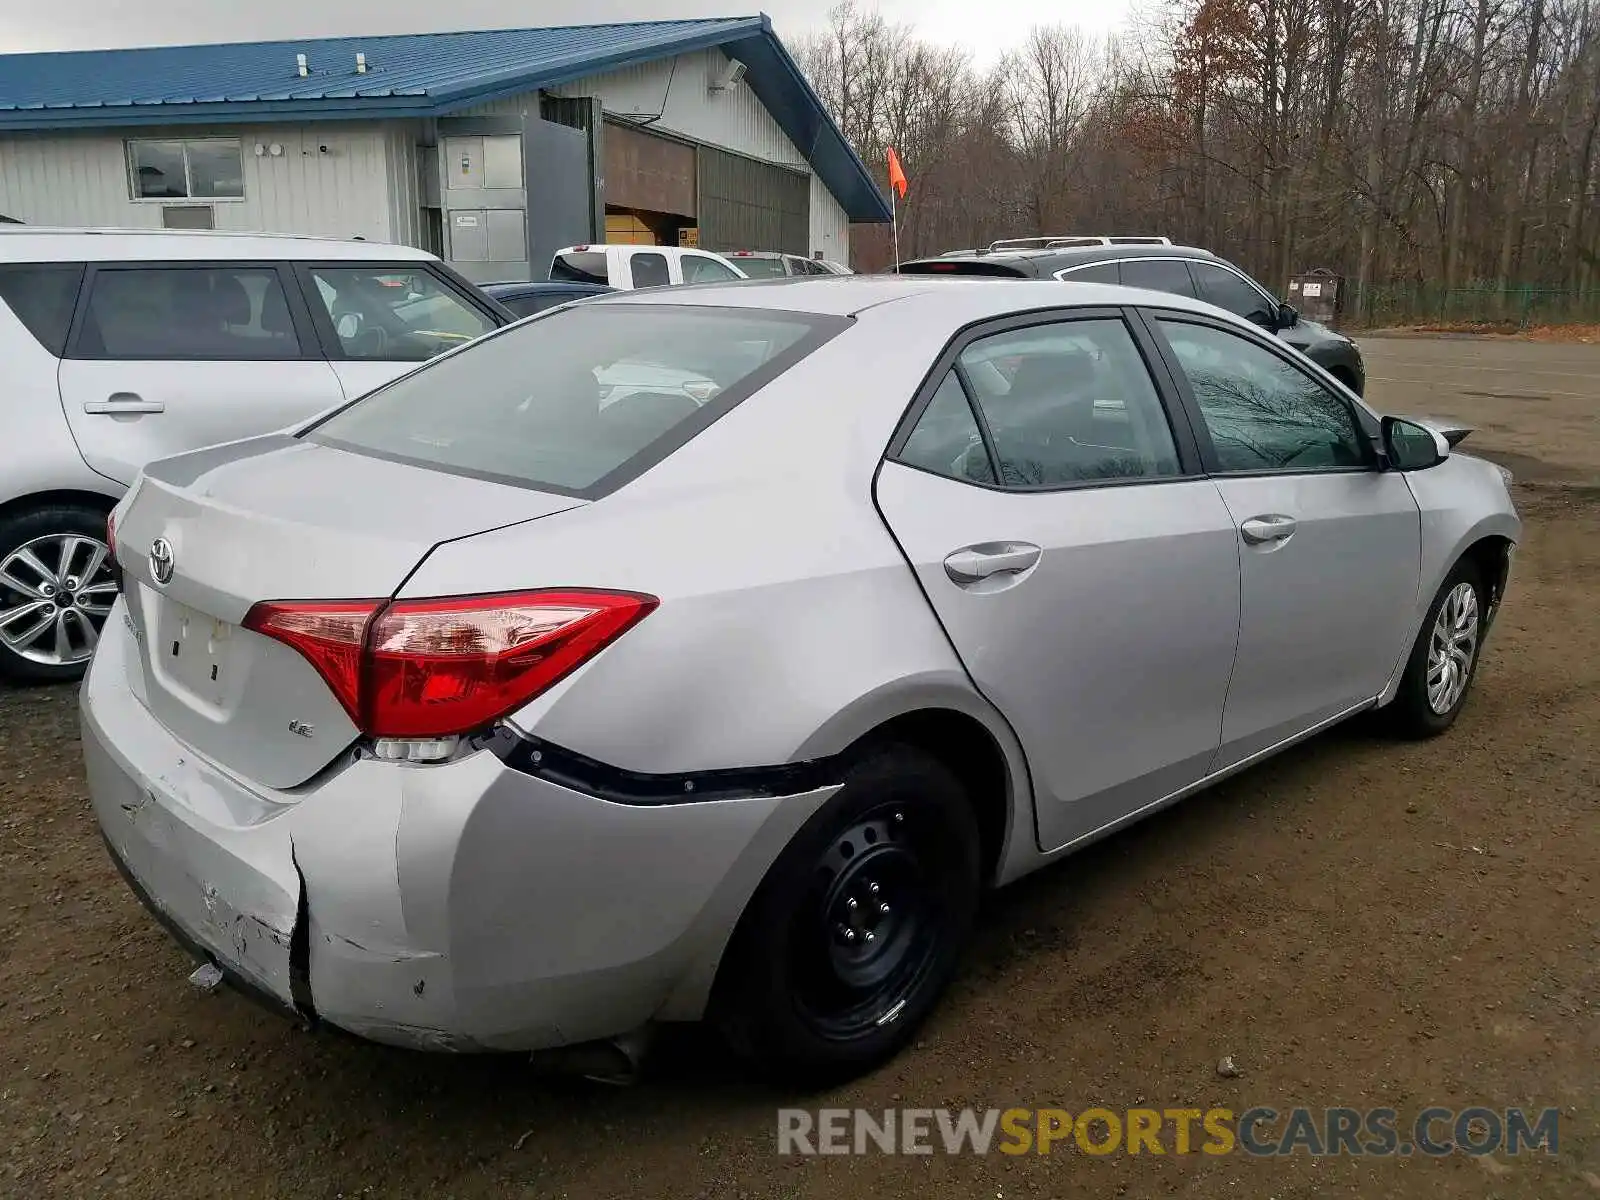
[714, 745, 980, 1086]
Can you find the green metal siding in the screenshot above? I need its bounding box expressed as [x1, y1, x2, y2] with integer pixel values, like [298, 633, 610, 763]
[696, 145, 809, 254]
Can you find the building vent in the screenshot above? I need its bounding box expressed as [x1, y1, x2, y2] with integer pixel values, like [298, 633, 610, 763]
[161, 205, 215, 230]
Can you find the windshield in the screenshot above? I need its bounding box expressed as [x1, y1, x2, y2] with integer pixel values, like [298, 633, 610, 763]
[308, 269, 498, 360]
[305, 304, 848, 496]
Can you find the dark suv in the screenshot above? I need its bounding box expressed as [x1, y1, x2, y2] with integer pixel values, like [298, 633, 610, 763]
[896, 242, 1366, 395]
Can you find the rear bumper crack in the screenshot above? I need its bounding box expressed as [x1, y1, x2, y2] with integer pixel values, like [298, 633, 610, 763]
[287, 842, 319, 1027]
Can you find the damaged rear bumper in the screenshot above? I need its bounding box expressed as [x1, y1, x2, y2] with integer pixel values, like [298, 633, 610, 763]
[79, 613, 837, 1053]
[96, 826, 305, 1025]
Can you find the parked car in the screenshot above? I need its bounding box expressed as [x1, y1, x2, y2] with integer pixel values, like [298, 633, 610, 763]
[480, 280, 614, 318]
[549, 244, 748, 290]
[896, 240, 1367, 395]
[85, 275, 1517, 1087]
[723, 250, 841, 278]
[0, 227, 513, 681]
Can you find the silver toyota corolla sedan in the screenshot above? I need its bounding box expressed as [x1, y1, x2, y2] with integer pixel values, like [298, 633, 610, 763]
[82, 276, 1519, 1085]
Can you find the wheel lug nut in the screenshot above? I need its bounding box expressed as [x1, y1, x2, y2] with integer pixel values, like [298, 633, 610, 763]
[879, 902, 890, 915]
[867, 881, 879, 894]
[845, 897, 857, 910]
[893, 812, 904, 823]
[863, 931, 876, 943]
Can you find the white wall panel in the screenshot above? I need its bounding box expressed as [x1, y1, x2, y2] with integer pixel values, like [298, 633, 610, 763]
[0, 124, 408, 243]
[809, 173, 850, 266]
[549, 49, 805, 167]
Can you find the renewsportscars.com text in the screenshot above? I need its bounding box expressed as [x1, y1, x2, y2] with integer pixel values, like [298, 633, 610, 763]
[777, 1106, 1560, 1158]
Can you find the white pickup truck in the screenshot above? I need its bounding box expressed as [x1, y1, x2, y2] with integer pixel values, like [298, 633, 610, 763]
[549, 244, 749, 290]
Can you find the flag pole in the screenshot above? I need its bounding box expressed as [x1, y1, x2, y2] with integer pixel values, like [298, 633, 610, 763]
[891, 185, 900, 272]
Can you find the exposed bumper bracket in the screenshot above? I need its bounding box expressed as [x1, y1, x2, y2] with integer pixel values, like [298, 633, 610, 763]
[482, 726, 844, 806]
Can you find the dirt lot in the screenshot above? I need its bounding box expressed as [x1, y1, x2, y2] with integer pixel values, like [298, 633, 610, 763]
[2, 334, 1597, 1198]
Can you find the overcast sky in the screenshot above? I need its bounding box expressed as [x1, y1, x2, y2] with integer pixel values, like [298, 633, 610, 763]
[3, 0, 1135, 65]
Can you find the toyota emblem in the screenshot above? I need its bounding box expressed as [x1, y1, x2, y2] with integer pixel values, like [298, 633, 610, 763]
[149, 537, 175, 585]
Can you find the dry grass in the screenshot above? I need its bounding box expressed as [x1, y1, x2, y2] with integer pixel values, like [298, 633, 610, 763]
[1398, 320, 1600, 342]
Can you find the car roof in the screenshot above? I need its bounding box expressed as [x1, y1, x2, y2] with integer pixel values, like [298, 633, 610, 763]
[900, 242, 1225, 276]
[588, 273, 1241, 325]
[554, 244, 725, 256]
[0, 226, 438, 263]
[483, 280, 612, 294]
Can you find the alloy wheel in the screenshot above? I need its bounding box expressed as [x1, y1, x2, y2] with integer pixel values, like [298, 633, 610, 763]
[0, 534, 117, 667]
[1426, 580, 1479, 715]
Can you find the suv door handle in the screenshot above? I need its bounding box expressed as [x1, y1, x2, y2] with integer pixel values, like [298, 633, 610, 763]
[1240, 514, 1298, 544]
[943, 542, 1042, 584]
[84, 393, 164, 415]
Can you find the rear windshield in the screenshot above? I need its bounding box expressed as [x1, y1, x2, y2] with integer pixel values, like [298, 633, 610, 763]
[304, 304, 848, 497]
[896, 260, 1031, 278]
[551, 251, 608, 284]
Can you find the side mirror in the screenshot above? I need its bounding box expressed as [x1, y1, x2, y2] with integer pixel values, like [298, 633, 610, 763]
[1276, 302, 1299, 329]
[1382, 415, 1450, 471]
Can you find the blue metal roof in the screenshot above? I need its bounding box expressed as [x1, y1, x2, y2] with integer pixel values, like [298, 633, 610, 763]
[0, 16, 891, 221]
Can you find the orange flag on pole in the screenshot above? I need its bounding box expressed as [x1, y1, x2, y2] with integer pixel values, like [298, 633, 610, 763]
[886, 146, 908, 200]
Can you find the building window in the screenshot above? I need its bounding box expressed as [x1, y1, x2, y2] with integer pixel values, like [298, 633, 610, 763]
[127, 139, 245, 200]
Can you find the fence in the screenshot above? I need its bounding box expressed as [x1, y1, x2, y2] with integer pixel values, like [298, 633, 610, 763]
[1348, 283, 1600, 329]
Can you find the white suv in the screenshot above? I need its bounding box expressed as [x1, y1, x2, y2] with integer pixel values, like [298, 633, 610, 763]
[0, 227, 510, 682]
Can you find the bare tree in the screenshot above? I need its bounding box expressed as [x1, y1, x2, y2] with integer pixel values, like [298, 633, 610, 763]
[795, 0, 1600, 319]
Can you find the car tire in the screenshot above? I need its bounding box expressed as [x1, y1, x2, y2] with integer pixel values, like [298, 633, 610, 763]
[712, 744, 981, 1087]
[1383, 559, 1487, 738]
[0, 503, 116, 684]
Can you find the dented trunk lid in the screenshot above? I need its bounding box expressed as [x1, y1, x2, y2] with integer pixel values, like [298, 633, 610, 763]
[112, 434, 585, 789]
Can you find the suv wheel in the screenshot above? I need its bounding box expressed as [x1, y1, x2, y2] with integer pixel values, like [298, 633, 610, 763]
[0, 504, 117, 683]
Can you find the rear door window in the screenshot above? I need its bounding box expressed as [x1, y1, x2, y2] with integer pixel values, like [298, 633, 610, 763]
[304, 266, 498, 361]
[0, 263, 85, 355]
[305, 304, 849, 497]
[953, 318, 1183, 487]
[1117, 258, 1198, 299]
[628, 252, 671, 289]
[74, 265, 304, 359]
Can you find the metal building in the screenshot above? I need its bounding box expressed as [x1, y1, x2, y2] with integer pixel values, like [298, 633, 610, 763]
[0, 17, 890, 281]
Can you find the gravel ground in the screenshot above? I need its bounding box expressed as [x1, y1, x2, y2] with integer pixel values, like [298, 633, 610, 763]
[1, 335, 1596, 1198]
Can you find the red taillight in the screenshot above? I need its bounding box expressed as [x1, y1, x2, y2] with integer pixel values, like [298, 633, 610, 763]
[243, 600, 379, 724]
[243, 590, 656, 740]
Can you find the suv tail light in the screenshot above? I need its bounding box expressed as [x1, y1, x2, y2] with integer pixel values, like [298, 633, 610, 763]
[244, 590, 656, 740]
